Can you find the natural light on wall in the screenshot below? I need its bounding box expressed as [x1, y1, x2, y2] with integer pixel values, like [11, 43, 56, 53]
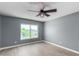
[21, 24, 38, 40]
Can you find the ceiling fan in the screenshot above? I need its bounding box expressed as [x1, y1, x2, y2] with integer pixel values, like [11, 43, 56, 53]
[28, 3, 57, 17]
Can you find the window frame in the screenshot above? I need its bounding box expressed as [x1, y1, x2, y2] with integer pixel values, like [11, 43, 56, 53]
[30, 25, 39, 39]
[20, 24, 39, 40]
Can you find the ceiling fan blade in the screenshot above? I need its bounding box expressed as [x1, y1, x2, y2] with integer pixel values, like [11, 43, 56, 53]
[36, 12, 42, 16]
[44, 9, 57, 13]
[28, 10, 39, 12]
[45, 13, 50, 17]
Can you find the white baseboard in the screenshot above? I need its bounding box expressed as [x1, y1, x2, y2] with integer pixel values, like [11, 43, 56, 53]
[0, 40, 79, 55]
[0, 40, 43, 51]
[44, 40, 79, 55]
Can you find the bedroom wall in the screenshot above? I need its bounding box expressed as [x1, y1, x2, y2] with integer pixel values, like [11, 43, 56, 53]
[1, 16, 44, 47]
[45, 12, 79, 51]
[0, 16, 2, 47]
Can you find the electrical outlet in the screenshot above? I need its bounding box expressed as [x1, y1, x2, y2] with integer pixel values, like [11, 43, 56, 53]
[14, 41, 17, 43]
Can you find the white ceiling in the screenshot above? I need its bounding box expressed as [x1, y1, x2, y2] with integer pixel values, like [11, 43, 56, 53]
[0, 2, 79, 22]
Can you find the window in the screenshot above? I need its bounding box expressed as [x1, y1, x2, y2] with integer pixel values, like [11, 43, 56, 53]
[21, 24, 38, 40]
[31, 25, 38, 38]
[21, 24, 30, 40]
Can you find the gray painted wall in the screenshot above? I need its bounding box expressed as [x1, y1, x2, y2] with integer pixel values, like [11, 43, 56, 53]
[45, 12, 79, 51]
[1, 16, 44, 47]
[0, 16, 1, 47]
